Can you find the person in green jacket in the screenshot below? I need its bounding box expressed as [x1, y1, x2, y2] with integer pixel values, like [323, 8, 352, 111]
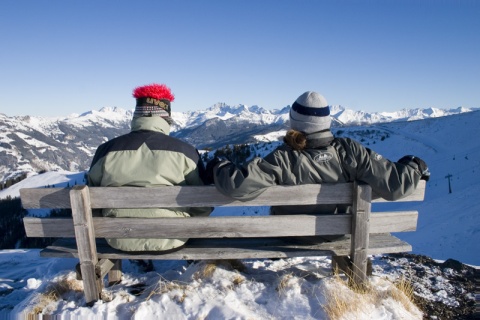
[88, 83, 211, 252]
[206, 91, 430, 218]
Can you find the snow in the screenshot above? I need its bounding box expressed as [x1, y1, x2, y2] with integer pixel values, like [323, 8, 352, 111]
[13, 132, 57, 150]
[253, 130, 287, 142]
[1, 110, 479, 318]
[0, 171, 86, 200]
[1, 251, 433, 319]
[64, 107, 134, 129]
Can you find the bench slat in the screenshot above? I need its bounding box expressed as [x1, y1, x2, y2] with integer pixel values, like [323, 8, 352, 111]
[19, 181, 425, 209]
[20, 184, 352, 208]
[23, 211, 417, 238]
[39, 233, 411, 260]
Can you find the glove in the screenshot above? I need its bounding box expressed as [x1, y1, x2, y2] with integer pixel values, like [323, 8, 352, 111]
[203, 157, 228, 185]
[398, 155, 430, 181]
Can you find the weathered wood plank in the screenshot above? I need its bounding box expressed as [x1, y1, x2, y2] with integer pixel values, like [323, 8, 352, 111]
[70, 186, 101, 305]
[367, 233, 412, 254]
[23, 217, 75, 237]
[23, 211, 417, 238]
[20, 188, 72, 209]
[93, 184, 357, 208]
[95, 259, 115, 280]
[21, 184, 354, 208]
[332, 256, 351, 276]
[39, 234, 411, 260]
[93, 215, 351, 238]
[350, 182, 371, 287]
[20, 181, 425, 210]
[370, 211, 418, 232]
[108, 260, 122, 286]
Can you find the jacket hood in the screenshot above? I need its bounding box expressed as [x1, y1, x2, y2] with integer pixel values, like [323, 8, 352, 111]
[305, 130, 335, 149]
[131, 116, 170, 134]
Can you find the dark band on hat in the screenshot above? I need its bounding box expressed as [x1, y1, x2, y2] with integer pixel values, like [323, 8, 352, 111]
[292, 101, 330, 117]
[136, 97, 171, 114]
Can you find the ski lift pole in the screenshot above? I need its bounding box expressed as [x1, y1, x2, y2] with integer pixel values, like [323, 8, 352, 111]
[445, 173, 453, 194]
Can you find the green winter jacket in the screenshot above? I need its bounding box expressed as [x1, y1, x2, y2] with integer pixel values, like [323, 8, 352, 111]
[88, 116, 211, 251]
[213, 133, 422, 215]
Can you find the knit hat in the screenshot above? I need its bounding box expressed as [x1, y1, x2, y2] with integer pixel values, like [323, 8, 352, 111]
[132, 83, 175, 123]
[289, 91, 331, 134]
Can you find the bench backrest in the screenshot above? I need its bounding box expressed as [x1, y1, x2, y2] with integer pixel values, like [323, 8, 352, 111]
[21, 181, 425, 239]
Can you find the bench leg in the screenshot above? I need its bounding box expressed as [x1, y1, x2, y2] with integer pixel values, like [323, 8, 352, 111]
[332, 255, 351, 276]
[108, 259, 122, 286]
[79, 259, 122, 289]
[70, 186, 101, 306]
[79, 261, 103, 305]
[76, 263, 82, 280]
[332, 255, 372, 280]
[75, 262, 103, 303]
[350, 254, 368, 288]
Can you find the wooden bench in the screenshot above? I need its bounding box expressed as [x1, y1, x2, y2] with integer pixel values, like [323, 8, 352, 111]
[20, 181, 425, 305]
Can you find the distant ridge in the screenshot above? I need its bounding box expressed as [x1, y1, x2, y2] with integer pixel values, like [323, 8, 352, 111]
[0, 104, 477, 182]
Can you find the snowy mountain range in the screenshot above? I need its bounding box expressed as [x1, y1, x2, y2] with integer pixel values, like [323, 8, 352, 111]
[1, 104, 477, 183]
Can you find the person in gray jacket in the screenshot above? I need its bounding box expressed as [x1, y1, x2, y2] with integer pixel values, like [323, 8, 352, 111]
[207, 91, 430, 218]
[88, 83, 211, 252]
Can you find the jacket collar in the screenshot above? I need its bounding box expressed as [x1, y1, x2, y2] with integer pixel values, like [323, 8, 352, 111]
[306, 130, 334, 148]
[130, 116, 171, 135]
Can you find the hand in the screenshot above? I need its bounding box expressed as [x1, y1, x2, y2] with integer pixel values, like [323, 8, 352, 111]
[203, 157, 228, 185]
[398, 155, 430, 181]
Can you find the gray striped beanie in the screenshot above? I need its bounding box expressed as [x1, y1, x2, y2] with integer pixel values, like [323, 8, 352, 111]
[289, 91, 331, 134]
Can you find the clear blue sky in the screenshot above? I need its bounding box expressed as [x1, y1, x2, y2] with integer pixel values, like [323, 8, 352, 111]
[1, 0, 479, 117]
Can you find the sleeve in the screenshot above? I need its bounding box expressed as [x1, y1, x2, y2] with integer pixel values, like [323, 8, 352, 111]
[87, 146, 107, 187]
[213, 152, 287, 201]
[341, 139, 422, 201]
[184, 149, 213, 216]
[184, 149, 208, 186]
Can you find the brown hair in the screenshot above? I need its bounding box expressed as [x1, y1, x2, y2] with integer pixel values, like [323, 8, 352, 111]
[283, 129, 307, 150]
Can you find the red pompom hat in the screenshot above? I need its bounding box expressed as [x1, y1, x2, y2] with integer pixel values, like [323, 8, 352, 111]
[132, 83, 175, 123]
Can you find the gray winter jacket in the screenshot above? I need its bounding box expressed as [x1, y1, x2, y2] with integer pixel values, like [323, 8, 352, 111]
[88, 116, 211, 251]
[213, 134, 422, 215]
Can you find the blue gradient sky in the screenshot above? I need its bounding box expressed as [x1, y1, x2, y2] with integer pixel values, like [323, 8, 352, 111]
[1, 0, 479, 117]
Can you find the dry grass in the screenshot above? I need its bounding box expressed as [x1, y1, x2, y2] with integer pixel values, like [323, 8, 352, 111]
[322, 274, 419, 319]
[276, 273, 294, 295]
[200, 262, 218, 278]
[29, 276, 83, 315]
[145, 276, 190, 302]
[31, 290, 59, 315]
[389, 277, 417, 313]
[322, 274, 371, 319]
[231, 275, 245, 286]
[194, 259, 247, 280]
